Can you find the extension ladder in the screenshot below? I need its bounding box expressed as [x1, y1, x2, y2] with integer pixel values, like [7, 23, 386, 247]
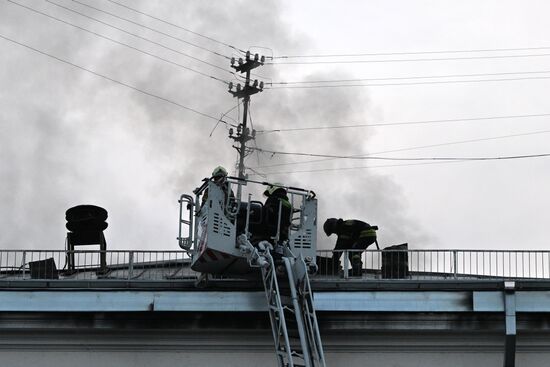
[238, 237, 325, 367]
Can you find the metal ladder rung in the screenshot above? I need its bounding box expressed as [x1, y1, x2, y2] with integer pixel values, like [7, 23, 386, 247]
[283, 305, 295, 313]
[253, 243, 325, 367]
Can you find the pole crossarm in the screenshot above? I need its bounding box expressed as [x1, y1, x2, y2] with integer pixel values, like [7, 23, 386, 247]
[229, 84, 263, 99]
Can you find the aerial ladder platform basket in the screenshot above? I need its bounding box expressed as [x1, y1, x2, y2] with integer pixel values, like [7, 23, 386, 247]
[179, 177, 318, 276]
[178, 177, 326, 367]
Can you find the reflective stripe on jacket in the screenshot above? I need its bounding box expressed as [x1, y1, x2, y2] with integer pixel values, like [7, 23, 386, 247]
[359, 228, 377, 239]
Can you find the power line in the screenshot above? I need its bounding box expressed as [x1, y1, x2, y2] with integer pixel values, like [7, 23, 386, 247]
[0, 33, 236, 126]
[252, 147, 550, 162]
[210, 102, 241, 137]
[253, 129, 550, 169]
[269, 70, 550, 85]
[46, 0, 234, 77]
[266, 53, 550, 65]
[256, 152, 550, 175]
[62, 0, 266, 83]
[105, 0, 246, 54]
[266, 75, 550, 89]
[254, 160, 471, 176]
[9, 1, 230, 85]
[70, 0, 232, 60]
[245, 165, 268, 179]
[271, 46, 550, 59]
[247, 104, 264, 170]
[256, 113, 550, 134]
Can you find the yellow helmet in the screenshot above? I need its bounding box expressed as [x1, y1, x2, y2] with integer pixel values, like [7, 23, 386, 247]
[211, 166, 228, 178]
[264, 183, 286, 197]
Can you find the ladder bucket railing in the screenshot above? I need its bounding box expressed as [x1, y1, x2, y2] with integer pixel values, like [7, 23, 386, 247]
[178, 194, 195, 251]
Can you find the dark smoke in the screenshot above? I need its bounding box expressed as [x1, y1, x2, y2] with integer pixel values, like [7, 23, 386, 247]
[0, 0, 429, 250]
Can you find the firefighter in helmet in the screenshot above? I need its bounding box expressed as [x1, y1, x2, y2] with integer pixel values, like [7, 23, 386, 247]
[263, 183, 292, 243]
[201, 166, 235, 212]
[323, 218, 379, 275]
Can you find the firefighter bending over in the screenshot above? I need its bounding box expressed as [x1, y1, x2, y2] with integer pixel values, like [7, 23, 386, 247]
[323, 218, 379, 275]
[263, 184, 292, 243]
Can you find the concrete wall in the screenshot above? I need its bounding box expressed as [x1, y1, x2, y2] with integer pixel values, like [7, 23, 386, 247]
[0, 312, 549, 367]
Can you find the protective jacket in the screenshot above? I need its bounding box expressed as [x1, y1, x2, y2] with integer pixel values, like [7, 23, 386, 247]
[334, 219, 377, 251]
[264, 192, 292, 242]
[201, 180, 235, 209]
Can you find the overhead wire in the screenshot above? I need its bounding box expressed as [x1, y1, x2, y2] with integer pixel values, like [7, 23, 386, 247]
[45, 0, 236, 78]
[256, 113, 550, 134]
[210, 102, 241, 137]
[253, 160, 470, 176]
[256, 148, 550, 175]
[9, 0, 231, 85]
[0, 33, 236, 127]
[105, 0, 246, 54]
[251, 147, 550, 162]
[11, 4, 549, 169]
[58, 1, 270, 83]
[246, 165, 268, 179]
[271, 45, 550, 59]
[70, 0, 232, 60]
[245, 106, 267, 178]
[247, 104, 263, 170]
[62, 0, 268, 83]
[265, 75, 550, 89]
[269, 70, 550, 85]
[266, 53, 550, 65]
[253, 129, 550, 169]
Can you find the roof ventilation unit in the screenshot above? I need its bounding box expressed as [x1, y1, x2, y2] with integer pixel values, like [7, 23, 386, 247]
[65, 205, 108, 273]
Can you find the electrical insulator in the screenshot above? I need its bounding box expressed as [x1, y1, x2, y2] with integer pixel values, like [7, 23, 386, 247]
[254, 53, 259, 61]
[237, 125, 242, 134]
[238, 58, 243, 65]
[253, 79, 258, 88]
[229, 128, 234, 136]
[245, 128, 250, 136]
[252, 129, 256, 138]
[228, 82, 233, 90]
[246, 51, 251, 60]
[260, 55, 265, 63]
[230, 57, 235, 65]
[236, 84, 242, 92]
[259, 81, 264, 90]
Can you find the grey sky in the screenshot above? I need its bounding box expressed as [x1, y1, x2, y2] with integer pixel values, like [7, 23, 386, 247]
[0, 0, 548, 251]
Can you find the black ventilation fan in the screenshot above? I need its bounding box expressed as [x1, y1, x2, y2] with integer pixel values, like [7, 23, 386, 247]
[65, 205, 108, 273]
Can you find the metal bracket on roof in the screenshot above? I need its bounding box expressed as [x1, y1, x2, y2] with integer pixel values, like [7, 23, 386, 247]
[503, 281, 516, 367]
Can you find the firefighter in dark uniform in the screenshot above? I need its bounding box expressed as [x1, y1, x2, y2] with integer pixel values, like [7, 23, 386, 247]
[200, 166, 235, 215]
[323, 218, 379, 275]
[263, 184, 292, 243]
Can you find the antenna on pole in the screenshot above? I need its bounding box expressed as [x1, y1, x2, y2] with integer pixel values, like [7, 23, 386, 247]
[228, 51, 265, 199]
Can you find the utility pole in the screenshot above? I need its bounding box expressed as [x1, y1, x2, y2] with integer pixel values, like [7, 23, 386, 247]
[228, 51, 265, 199]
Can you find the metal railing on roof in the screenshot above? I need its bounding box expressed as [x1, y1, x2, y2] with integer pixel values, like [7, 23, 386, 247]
[316, 249, 550, 280]
[0, 250, 193, 281]
[0, 249, 549, 282]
